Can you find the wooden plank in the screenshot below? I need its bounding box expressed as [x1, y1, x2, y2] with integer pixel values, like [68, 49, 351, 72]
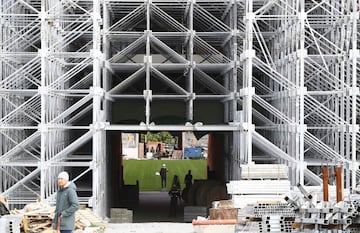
[209, 208, 237, 220]
[29, 221, 52, 231]
[22, 218, 29, 233]
[76, 208, 102, 224]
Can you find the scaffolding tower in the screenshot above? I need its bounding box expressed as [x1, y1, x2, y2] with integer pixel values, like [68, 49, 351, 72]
[0, 0, 359, 217]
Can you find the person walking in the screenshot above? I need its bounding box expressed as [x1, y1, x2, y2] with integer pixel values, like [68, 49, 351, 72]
[53, 171, 79, 233]
[159, 164, 168, 190]
[168, 175, 181, 217]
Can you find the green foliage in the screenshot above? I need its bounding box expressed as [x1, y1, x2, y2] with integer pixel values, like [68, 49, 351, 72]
[140, 131, 176, 145]
[123, 159, 207, 191]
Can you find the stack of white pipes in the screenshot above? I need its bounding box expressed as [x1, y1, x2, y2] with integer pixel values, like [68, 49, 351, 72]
[240, 164, 289, 180]
[227, 180, 291, 208]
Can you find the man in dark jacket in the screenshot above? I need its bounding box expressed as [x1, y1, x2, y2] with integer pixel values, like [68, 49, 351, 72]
[159, 164, 168, 190]
[53, 171, 79, 233]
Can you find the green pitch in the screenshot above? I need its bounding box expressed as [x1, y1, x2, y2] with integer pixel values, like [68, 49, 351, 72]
[123, 159, 207, 191]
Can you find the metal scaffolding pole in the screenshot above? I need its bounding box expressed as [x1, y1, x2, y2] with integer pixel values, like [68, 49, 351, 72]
[350, 0, 358, 192]
[242, 0, 254, 164]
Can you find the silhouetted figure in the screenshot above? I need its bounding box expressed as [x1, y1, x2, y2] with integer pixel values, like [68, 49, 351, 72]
[184, 170, 193, 188]
[156, 143, 161, 154]
[159, 164, 168, 190]
[168, 175, 181, 217]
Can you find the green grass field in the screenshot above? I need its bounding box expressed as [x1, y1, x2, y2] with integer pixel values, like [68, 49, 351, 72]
[123, 159, 207, 191]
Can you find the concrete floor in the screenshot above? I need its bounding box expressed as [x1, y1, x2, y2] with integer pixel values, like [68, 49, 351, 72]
[104, 223, 194, 233]
[104, 191, 195, 233]
[133, 191, 185, 222]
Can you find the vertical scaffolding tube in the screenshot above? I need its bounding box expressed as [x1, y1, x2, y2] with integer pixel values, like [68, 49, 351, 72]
[230, 1, 240, 180]
[297, 0, 306, 185]
[145, 0, 151, 125]
[350, 0, 358, 192]
[186, 0, 194, 122]
[92, 0, 105, 216]
[40, 0, 49, 202]
[242, 0, 254, 163]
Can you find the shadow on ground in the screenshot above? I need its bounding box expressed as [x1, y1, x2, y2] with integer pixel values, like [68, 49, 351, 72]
[128, 191, 185, 223]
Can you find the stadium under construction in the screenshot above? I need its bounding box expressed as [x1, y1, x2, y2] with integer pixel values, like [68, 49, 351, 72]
[1, 0, 360, 230]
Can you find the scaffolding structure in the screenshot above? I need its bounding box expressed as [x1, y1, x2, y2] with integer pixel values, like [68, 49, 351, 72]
[0, 0, 359, 217]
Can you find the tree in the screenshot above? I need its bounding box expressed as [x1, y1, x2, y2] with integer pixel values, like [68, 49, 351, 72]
[141, 131, 176, 145]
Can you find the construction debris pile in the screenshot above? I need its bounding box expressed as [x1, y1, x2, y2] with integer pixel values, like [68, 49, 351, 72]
[227, 164, 294, 233]
[227, 164, 291, 209]
[229, 165, 360, 233]
[289, 187, 360, 232]
[237, 203, 295, 233]
[0, 198, 105, 233]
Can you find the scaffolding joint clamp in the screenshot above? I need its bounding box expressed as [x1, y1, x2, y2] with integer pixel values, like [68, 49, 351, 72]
[38, 86, 50, 95]
[92, 12, 102, 24]
[187, 93, 196, 100]
[241, 122, 254, 132]
[349, 49, 360, 59]
[222, 93, 235, 102]
[346, 87, 359, 96]
[244, 13, 255, 21]
[351, 12, 359, 20]
[143, 90, 152, 101]
[38, 123, 49, 133]
[289, 123, 307, 134]
[240, 49, 255, 62]
[38, 49, 49, 58]
[230, 91, 236, 100]
[232, 29, 240, 36]
[189, 61, 195, 69]
[90, 49, 103, 61]
[228, 121, 241, 128]
[104, 92, 114, 101]
[144, 55, 152, 64]
[351, 161, 360, 171]
[38, 161, 48, 171]
[338, 124, 348, 133]
[345, 124, 360, 133]
[91, 122, 108, 131]
[144, 29, 152, 36]
[90, 86, 105, 97]
[298, 12, 307, 20]
[239, 87, 255, 97]
[298, 161, 307, 171]
[89, 161, 97, 169]
[296, 49, 307, 58]
[290, 87, 307, 97]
